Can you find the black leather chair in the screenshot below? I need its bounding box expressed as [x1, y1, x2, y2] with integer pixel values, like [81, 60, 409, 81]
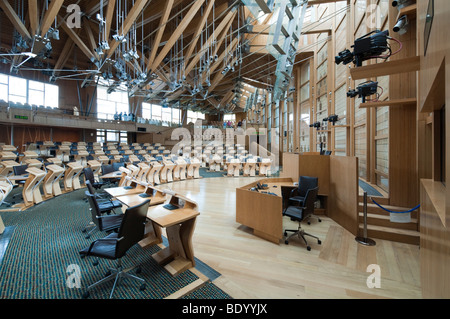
[85, 180, 122, 210]
[84, 167, 105, 190]
[79, 200, 151, 299]
[83, 191, 123, 239]
[13, 164, 28, 187]
[283, 186, 321, 251]
[101, 164, 117, 185]
[286, 176, 318, 208]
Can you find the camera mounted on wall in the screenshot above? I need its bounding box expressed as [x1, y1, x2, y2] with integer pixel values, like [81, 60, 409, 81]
[347, 81, 381, 103]
[335, 30, 391, 67]
[323, 114, 339, 126]
[309, 122, 321, 130]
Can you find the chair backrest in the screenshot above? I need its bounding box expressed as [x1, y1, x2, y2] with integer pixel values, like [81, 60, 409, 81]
[85, 191, 102, 228]
[115, 200, 150, 258]
[298, 176, 318, 197]
[101, 164, 114, 175]
[112, 162, 125, 172]
[13, 164, 28, 175]
[85, 180, 95, 195]
[302, 187, 319, 218]
[84, 167, 95, 184]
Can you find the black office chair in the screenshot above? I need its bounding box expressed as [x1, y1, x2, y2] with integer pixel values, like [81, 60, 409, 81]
[79, 200, 150, 299]
[13, 164, 28, 187]
[83, 191, 123, 239]
[101, 164, 117, 185]
[286, 176, 321, 224]
[283, 186, 321, 251]
[85, 180, 122, 210]
[287, 176, 318, 207]
[84, 167, 105, 190]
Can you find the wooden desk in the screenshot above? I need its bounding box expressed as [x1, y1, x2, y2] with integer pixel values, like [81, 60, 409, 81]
[226, 160, 241, 177]
[104, 181, 147, 198]
[160, 160, 175, 183]
[236, 178, 296, 244]
[141, 194, 199, 276]
[63, 162, 83, 192]
[187, 158, 201, 179]
[114, 185, 166, 208]
[22, 167, 46, 208]
[0, 160, 20, 176]
[42, 164, 65, 198]
[101, 171, 122, 179]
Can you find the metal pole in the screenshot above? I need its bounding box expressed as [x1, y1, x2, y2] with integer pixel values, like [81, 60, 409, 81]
[355, 191, 376, 246]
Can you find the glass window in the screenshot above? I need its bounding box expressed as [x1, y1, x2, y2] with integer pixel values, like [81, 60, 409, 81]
[152, 104, 162, 121]
[162, 107, 172, 122]
[8, 76, 27, 103]
[97, 86, 129, 119]
[223, 114, 235, 121]
[172, 108, 180, 123]
[142, 102, 151, 119]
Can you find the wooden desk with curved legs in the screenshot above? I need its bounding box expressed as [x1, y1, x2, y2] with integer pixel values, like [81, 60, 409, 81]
[140, 193, 200, 276]
[42, 164, 65, 198]
[187, 158, 201, 179]
[22, 167, 47, 208]
[63, 162, 83, 192]
[0, 160, 20, 177]
[160, 160, 175, 183]
[136, 163, 150, 183]
[147, 161, 163, 185]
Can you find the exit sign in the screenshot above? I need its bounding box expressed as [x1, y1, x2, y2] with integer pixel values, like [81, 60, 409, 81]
[14, 115, 28, 120]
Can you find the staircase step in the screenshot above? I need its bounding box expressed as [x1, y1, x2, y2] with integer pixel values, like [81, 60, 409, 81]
[359, 224, 419, 245]
[359, 212, 418, 231]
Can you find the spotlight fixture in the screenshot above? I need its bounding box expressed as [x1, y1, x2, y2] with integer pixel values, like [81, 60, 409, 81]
[393, 15, 409, 35]
[392, 0, 413, 9]
[112, 34, 127, 43]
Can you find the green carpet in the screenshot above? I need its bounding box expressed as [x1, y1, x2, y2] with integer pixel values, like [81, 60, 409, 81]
[0, 188, 231, 299]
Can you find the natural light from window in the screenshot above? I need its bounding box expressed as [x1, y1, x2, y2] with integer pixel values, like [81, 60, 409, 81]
[0, 73, 59, 108]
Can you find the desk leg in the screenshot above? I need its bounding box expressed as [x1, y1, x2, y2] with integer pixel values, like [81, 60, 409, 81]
[139, 221, 163, 248]
[152, 217, 197, 276]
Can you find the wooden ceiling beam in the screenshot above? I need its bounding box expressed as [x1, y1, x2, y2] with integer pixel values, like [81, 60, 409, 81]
[106, 0, 150, 59]
[104, 0, 116, 41]
[146, 0, 174, 72]
[60, 17, 95, 60]
[0, 0, 31, 40]
[28, 0, 39, 37]
[149, 0, 207, 73]
[183, 0, 215, 66]
[40, 0, 64, 37]
[184, 9, 236, 77]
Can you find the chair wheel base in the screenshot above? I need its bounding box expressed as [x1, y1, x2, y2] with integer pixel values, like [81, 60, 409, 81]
[284, 240, 289, 245]
[82, 291, 90, 299]
[307, 246, 311, 251]
[318, 240, 322, 245]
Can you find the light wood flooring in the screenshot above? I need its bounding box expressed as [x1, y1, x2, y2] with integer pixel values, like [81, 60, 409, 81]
[162, 176, 422, 299]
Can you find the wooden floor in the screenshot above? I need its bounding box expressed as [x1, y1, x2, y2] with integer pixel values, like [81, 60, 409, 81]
[163, 176, 422, 299]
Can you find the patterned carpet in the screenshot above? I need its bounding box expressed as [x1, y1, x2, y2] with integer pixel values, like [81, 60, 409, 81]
[0, 188, 231, 299]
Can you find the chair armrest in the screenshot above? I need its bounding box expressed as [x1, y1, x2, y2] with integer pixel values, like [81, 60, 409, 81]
[289, 188, 299, 197]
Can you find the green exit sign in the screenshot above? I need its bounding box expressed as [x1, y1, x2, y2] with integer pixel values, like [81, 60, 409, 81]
[14, 115, 28, 120]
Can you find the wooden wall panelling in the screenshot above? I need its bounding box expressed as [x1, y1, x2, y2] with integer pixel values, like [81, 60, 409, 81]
[388, 2, 418, 207]
[328, 155, 359, 236]
[297, 154, 330, 195]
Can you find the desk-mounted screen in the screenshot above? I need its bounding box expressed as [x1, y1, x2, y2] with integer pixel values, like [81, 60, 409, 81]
[424, 0, 434, 56]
